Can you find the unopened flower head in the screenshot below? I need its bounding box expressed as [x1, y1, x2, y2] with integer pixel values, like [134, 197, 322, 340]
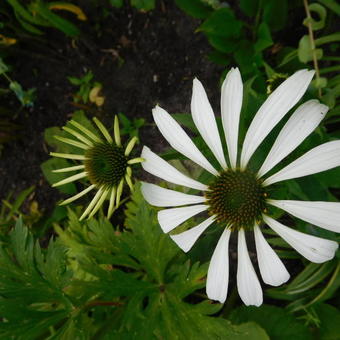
[141, 68, 340, 306]
[50, 115, 143, 220]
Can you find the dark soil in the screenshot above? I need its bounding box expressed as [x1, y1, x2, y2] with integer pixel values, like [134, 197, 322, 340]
[0, 0, 222, 214]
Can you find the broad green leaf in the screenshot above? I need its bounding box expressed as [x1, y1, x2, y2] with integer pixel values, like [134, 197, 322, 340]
[230, 304, 312, 340]
[240, 0, 259, 17]
[234, 40, 257, 75]
[255, 22, 273, 52]
[312, 77, 327, 89]
[207, 35, 238, 53]
[40, 158, 77, 195]
[314, 304, 340, 340]
[198, 8, 242, 38]
[208, 50, 230, 66]
[44, 126, 64, 150]
[263, 0, 288, 31]
[175, 0, 213, 19]
[298, 35, 323, 63]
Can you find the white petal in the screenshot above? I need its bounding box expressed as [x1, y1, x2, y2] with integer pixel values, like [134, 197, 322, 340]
[269, 200, 340, 233]
[158, 204, 207, 233]
[240, 69, 315, 168]
[258, 100, 328, 177]
[221, 67, 243, 169]
[264, 215, 338, 263]
[263, 141, 340, 186]
[152, 106, 218, 175]
[170, 216, 215, 252]
[141, 146, 208, 191]
[141, 182, 205, 207]
[206, 228, 231, 303]
[254, 224, 290, 286]
[237, 229, 263, 306]
[191, 78, 227, 169]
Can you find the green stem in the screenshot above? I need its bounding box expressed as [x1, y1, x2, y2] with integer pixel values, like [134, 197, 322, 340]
[303, 0, 322, 98]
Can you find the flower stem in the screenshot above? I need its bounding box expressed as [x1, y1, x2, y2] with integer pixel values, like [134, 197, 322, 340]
[303, 0, 322, 98]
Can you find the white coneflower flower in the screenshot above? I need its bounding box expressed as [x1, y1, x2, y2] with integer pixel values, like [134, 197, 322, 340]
[50, 115, 143, 220]
[141, 68, 340, 306]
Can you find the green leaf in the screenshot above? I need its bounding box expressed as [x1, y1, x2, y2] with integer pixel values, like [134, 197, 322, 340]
[255, 22, 273, 52]
[44, 126, 64, 149]
[109, 0, 123, 8]
[286, 261, 336, 295]
[57, 184, 264, 338]
[208, 50, 230, 66]
[312, 77, 327, 89]
[315, 32, 340, 46]
[298, 35, 323, 63]
[68, 76, 82, 85]
[30, 1, 80, 36]
[198, 8, 242, 38]
[175, 0, 213, 19]
[234, 40, 257, 75]
[303, 3, 327, 31]
[0, 218, 72, 339]
[263, 0, 288, 31]
[314, 304, 340, 340]
[130, 0, 155, 11]
[9, 81, 36, 107]
[230, 304, 312, 340]
[240, 0, 259, 17]
[317, 0, 340, 15]
[0, 57, 9, 74]
[207, 35, 238, 53]
[40, 158, 77, 195]
[231, 322, 269, 340]
[171, 113, 197, 132]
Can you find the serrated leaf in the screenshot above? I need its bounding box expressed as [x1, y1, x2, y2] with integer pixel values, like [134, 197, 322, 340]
[0, 218, 72, 339]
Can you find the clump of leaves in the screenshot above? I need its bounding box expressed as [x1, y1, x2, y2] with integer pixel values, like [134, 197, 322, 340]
[0, 57, 36, 107]
[118, 112, 145, 140]
[68, 71, 105, 107]
[0, 184, 270, 338]
[3, 0, 86, 36]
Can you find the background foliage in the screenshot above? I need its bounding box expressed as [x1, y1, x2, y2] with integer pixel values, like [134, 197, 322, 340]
[0, 0, 339, 338]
